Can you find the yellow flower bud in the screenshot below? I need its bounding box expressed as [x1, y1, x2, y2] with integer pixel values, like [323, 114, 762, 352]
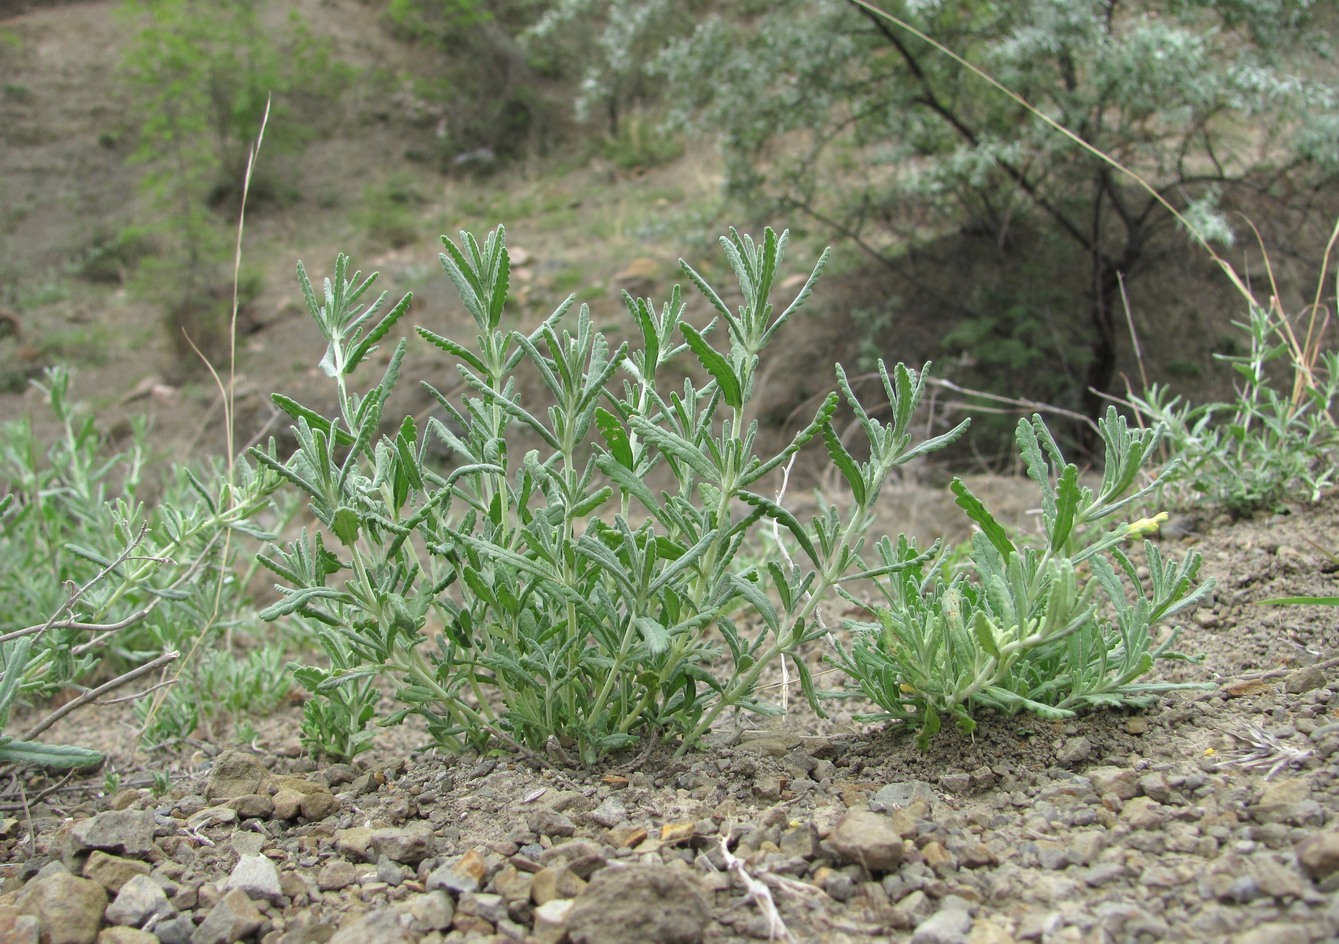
[1126, 512, 1169, 540]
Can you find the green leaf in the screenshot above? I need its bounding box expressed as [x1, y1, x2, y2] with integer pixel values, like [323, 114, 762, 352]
[0, 738, 104, 769]
[1256, 596, 1339, 606]
[679, 259, 732, 323]
[680, 323, 742, 410]
[394, 414, 423, 485]
[629, 417, 717, 482]
[258, 586, 351, 621]
[1049, 464, 1081, 552]
[271, 394, 355, 446]
[972, 611, 1001, 659]
[415, 326, 489, 375]
[594, 407, 634, 469]
[729, 572, 780, 634]
[347, 291, 413, 372]
[737, 490, 819, 566]
[332, 507, 361, 547]
[0, 637, 33, 730]
[950, 478, 1015, 559]
[916, 704, 941, 749]
[634, 616, 670, 655]
[821, 421, 866, 507]
[625, 293, 661, 371]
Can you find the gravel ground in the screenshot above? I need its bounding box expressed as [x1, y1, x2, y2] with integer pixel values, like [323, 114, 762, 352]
[3, 491, 1339, 944]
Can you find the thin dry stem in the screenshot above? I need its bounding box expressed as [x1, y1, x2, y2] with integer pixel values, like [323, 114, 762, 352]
[20, 650, 180, 743]
[1117, 272, 1149, 394]
[139, 99, 271, 742]
[714, 832, 796, 943]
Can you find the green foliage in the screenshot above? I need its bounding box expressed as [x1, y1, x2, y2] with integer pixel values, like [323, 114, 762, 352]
[0, 368, 287, 763]
[830, 408, 1215, 747]
[137, 645, 294, 747]
[383, 0, 553, 165]
[357, 175, 427, 251]
[254, 226, 967, 763]
[525, 0, 685, 135]
[1129, 302, 1339, 516]
[585, 0, 1339, 414]
[117, 0, 349, 344]
[0, 636, 103, 769]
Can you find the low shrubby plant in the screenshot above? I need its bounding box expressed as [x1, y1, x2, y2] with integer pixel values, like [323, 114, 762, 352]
[254, 225, 1206, 761]
[1129, 298, 1338, 517]
[255, 226, 969, 761]
[828, 409, 1215, 747]
[0, 368, 288, 763]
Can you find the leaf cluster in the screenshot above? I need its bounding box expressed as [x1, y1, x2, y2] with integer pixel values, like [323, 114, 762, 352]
[0, 367, 289, 766]
[1130, 302, 1339, 516]
[255, 226, 968, 762]
[830, 408, 1215, 747]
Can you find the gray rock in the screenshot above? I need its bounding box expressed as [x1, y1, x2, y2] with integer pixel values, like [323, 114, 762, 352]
[92, 928, 159, 944]
[425, 850, 486, 896]
[333, 826, 374, 861]
[186, 806, 239, 832]
[328, 909, 414, 944]
[1093, 901, 1168, 940]
[205, 750, 270, 802]
[1250, 854, 1309, 900]
[456, 891, 508, 925]
[190, 888, 265, 944]
[1080, 862, 1126, 887]
[224, 853, 284, 904]
[376, 854, 407, 886]
[531, 863, 589, 904]
[533, 898, 575, 944]
[828, 810, 904, 872]
[154, 914, 198, 944]
[227, 794, 275, 820]
[588, 796, 628, 829]
[393, 890, 454, 932]
[14, 867, 108, 944]
[0, 909, 40, 944]
[1057, 736, 1092, 766]
[1088, 766, 1139, 800]
[82, 850, 152, 893]
[317, 858, 362, 891]
[1138, 771, 1174, 802]
[869, 781, 937, 812]
[1285, 665, 1327, 694]
[1225, 874, 1263, 903]
[1297, 830, 1339, 882]
[936, 770, 972, 793]
[1015, 909, 1064, 940]
[527, 807, 577, 838]
[67, 809, 156, 858]
[1121, 796, 1166, 830]
[1231, 922, 1313, 944]
[369, 822, 435, 864]
[565, 865, 709, 944]
[890, 889, 933, 929]
[911, 905, 973, 944]
[270, 777, 340, 821]
[105, 873, 175, 927]
[820, 870, 855, 901]
[229, 832, 265, 857]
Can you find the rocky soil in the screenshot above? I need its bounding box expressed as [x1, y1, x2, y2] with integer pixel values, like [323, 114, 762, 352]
[3, 492, 1339, 944]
